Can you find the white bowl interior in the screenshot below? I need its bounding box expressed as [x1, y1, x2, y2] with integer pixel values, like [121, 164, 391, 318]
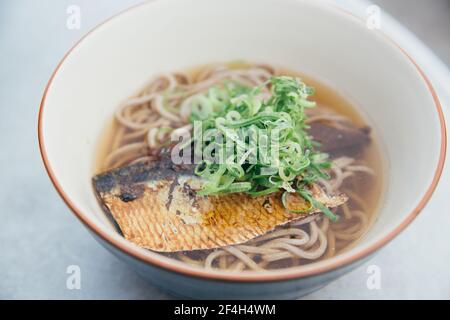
[41, 0, 442, 274]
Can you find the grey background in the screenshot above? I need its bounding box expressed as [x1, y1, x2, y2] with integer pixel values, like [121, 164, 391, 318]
[373, 0, 450, 64]
[0, 0, 449, 299]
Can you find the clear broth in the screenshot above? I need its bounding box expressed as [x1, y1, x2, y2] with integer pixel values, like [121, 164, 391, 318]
[94, 62, 384, 270]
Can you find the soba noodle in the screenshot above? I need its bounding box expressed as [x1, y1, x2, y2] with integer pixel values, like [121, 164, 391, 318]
[98, 63, 379, 271]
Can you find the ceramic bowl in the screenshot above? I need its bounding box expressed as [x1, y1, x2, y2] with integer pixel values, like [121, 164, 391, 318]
[39, 0, 446, 299]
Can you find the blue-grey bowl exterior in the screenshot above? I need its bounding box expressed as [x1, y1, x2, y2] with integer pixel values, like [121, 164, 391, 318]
[92, 231, 373, 299]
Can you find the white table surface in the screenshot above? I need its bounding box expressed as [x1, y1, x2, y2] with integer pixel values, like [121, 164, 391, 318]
[1, 0, 449, 299]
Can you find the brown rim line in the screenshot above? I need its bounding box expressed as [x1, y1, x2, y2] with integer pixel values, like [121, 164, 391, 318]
[38, 1, 447, 283]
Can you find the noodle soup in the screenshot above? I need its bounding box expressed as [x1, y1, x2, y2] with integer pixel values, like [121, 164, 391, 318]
[94, 62, 384, 271]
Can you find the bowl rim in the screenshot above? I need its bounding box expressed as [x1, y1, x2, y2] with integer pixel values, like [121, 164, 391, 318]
[38, 0, 447, 282]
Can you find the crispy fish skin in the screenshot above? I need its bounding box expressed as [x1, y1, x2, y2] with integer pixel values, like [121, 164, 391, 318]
[93, 161, 347, 252]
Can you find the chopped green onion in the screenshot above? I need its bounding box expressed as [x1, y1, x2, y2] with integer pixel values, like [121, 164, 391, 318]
[189, 75, 335, 218]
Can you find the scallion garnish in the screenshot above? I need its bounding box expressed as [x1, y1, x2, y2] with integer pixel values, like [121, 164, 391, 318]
[188, 75, 337, 221]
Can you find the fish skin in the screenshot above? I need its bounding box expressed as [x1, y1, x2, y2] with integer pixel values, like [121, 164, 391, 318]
[93, 161, 347, 252]
[309, 120, 370, 153]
